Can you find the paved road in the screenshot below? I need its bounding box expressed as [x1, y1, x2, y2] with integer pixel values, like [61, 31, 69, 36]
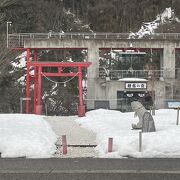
[0, 158, 180, 179]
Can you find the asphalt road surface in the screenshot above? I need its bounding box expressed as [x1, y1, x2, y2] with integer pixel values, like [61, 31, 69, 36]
[0, 158, 180, 180]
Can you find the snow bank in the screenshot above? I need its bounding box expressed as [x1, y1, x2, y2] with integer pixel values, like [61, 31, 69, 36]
[0, 114, 57, 158]
[76, 109, 180, 158]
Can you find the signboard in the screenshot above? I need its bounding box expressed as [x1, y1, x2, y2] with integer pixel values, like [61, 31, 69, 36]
[125, 82, 147, 89]
[167, 102, 180, 108]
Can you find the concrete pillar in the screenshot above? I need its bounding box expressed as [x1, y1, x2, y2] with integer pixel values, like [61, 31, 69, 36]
[87, 43, 99, 109]
[107, 81, 125, 110]
[160, 50, 163, 77]
[107, 82, 117, 110]
[163, 45, 175, 79]
[87, 43, 99, 78]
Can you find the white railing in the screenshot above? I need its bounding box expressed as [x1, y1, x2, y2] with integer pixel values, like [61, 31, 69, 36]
[99, 69, 174, 80]
[7, 32, 180, 48]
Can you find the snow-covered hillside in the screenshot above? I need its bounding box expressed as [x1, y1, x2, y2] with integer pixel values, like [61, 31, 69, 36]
[129, 7, 180, 39]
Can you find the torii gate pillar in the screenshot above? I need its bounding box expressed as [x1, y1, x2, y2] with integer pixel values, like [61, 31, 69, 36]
[78, 66, 85, 117]
[26, 58, 91, 117]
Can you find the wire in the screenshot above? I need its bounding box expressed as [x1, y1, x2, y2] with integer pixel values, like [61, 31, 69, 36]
[41, 72, 79, 84]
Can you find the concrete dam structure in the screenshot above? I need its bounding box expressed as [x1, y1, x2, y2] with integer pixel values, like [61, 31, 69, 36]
[9, 33, 180, 112]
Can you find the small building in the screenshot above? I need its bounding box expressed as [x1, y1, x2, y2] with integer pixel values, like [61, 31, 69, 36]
[8, 32, 180, 112]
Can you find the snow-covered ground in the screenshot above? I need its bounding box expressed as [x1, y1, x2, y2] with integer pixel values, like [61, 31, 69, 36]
[0, 114, 57, 158]
[76, 109, 180, 158]
[0, 109, 179, 158]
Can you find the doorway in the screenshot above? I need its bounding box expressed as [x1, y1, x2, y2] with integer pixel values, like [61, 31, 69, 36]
[117, 91, 153, 112]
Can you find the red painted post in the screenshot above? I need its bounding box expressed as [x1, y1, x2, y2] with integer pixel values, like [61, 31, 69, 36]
[26, 48, 30, 113]
[33, 49, 37, 114]
[108, 137, 113, 153]
[78, 67, 85, 117]
[36, 66, 42, 115]
[62, 135, 67, 155]
[58, 67, 62, 73]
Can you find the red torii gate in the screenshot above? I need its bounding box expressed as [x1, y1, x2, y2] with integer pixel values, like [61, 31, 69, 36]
[25, 48, 91, 117]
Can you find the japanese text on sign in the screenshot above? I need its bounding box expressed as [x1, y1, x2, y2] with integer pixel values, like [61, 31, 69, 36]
[125, 82, 147, 89]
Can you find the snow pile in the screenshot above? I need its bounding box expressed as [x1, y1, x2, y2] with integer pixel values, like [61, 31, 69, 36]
[0, 114, 57, 158]
[129, 7, 180, 39]
[76, 109, 180, 158]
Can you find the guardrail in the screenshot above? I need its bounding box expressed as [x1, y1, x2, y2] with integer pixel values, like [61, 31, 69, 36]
[8, 32, 180, 48]
[99, 69, 174, 80]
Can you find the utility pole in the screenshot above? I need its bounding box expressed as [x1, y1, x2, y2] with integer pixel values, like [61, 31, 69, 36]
[6, 21, 12, 48]
[60, 0, 63, 32]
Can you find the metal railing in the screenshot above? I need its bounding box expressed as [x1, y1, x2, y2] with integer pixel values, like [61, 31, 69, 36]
[7, 32, 180, 48]
[99, 69, 174, 80]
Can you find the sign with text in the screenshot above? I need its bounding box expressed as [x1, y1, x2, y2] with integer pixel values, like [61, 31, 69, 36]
[125, 82, 147, 89]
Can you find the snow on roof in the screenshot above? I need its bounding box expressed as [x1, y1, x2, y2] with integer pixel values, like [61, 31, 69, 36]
[118, 78, 148, 82]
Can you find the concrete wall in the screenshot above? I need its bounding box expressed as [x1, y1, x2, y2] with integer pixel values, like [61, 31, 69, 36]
[25, 38, 178, 79]
[93, 80, 166, 110]
[147, 80, 166, 109]
[25, 39, 180, 49]
[25, 38, 177, 110]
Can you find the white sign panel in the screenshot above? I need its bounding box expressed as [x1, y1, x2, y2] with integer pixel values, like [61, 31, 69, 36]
[125, 82, 147, 89]
[167, 102, 180, 108]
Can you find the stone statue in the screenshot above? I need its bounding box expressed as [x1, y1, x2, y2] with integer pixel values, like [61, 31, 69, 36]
[142, 112, 156, 132]
[131, 101, 156, 132]
[131, 101, 147, 129]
